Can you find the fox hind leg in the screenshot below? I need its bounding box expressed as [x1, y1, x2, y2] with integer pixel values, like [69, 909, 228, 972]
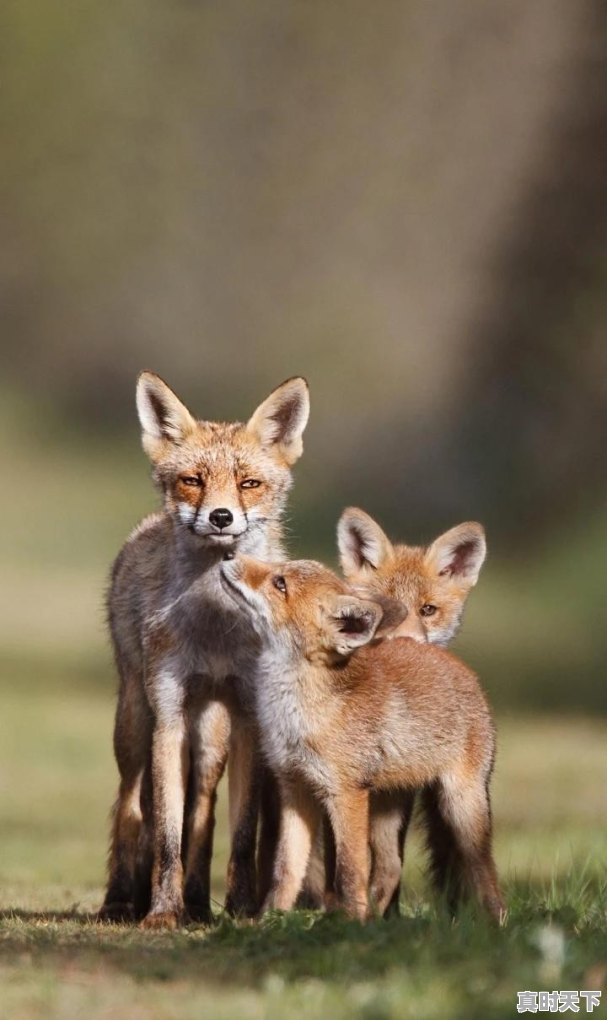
[132, 759, 153, 919]
[99, 673, 152, 923]
[425, 770, 504, 922]
[257, 767, 283, 909]
[183, 701, 230, 923]
[369, 788, 416, 917]
[420, 782, 465, 914]
[224, 719, 261, 917]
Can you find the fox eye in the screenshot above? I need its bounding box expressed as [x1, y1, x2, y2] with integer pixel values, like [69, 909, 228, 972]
[420, 604, 437, 617]
[181, 475, 202, 487]
[240, 479, 262, 489]
[272, 575, 287, 594]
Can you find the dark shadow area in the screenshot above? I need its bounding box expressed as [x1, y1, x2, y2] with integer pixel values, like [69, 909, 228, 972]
[377, 0, 607, 546]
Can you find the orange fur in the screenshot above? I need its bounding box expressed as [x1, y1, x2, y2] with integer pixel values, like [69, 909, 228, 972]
[338, 508, 486, 648]
[221, 556, 504, 923]
[332, 508, 488, 914]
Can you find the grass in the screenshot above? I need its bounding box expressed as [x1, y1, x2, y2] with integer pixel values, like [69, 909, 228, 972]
[1, 673, 606, 1020]
[1, 894, 605, 1020]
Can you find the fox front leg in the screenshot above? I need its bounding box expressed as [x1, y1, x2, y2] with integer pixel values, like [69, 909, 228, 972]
[141, 721, 189, 929]
[140, 663, 189, 930]
[261, 781, 320, 914]
[326, 788, 371, 922]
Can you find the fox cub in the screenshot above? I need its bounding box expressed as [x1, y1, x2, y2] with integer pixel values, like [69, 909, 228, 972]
[99, 371, 309, 929]
[220, 555, 504, 923]
[337, 507, 487, 914]
[338, 508, 486, 646]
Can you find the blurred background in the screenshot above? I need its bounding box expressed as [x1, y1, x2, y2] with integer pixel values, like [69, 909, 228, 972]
[1, 0, 606, 918]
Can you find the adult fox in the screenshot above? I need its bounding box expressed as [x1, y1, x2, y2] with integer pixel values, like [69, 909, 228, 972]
[220, 554, 504, 923]
[99, 371, 309, 928]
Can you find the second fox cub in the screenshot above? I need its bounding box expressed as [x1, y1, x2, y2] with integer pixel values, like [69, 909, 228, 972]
[337, 508, 486, 647]
[337, 507, 487, 913]
[221, 555, 504, 923]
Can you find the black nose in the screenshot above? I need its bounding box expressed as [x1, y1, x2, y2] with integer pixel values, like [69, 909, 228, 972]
[209, 507, 234, 530]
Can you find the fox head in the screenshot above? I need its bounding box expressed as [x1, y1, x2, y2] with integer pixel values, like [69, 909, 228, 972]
[220, 555, 406, 665]
[337, 508, 486, 647]
[136, 371, 309, 550]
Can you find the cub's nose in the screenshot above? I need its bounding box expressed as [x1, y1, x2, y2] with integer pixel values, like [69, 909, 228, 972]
[209, 507, 234, 530]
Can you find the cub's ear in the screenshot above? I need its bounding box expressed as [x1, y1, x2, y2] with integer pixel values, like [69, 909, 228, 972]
[136, 371, 197, 456]
[246, 377, 310, 465]
[371, 595, 408, 637]
[424, 522, 486, 586]
[337, 508, 394, 577]
[328, 595, 383, 656]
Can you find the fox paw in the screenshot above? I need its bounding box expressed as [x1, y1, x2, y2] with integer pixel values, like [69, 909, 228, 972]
[184, 902, 214, 926]
[140, 909, 180, 931]
[97, 901, 135, 924]
[224, 894, 257, 919]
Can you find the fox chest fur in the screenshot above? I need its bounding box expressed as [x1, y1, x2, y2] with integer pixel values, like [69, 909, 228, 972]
[107, 371, 310, 728]
[109, 513, 279, 720]
[254, 654, 340, 796]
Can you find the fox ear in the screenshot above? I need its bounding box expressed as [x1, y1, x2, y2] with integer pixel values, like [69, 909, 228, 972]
[338, 508, 394, 576]
[136, 372, 197, 455]
[329, 595, 383, 656]
[371, 595, 408, 637]
[425, 522, 486, 586]
[246, 377, 310, 466]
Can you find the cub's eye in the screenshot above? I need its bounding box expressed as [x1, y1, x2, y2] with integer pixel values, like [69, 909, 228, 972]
[180, 475, 202, 487]
[240, 479, 262, 489]
[420, 604, 437, 617]
[272, 575, 287, 594]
